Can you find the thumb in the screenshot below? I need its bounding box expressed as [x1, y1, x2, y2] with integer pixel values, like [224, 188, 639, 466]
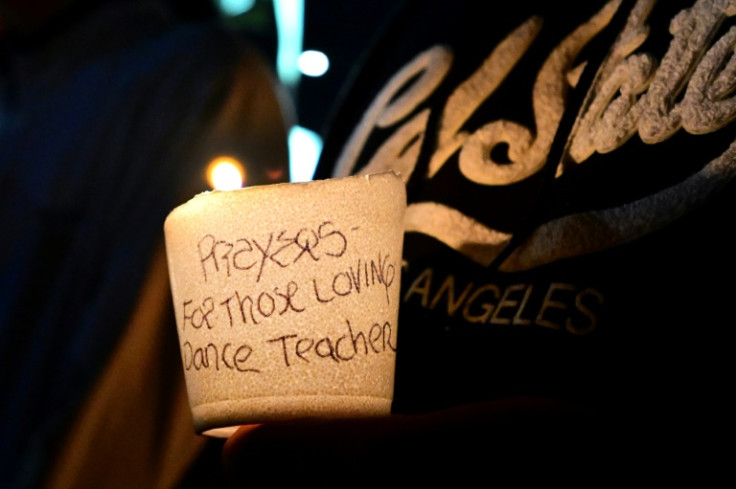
[221, 417, 411, 487]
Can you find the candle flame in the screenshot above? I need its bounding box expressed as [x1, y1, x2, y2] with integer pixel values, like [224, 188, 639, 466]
[207, 157, 246, 190]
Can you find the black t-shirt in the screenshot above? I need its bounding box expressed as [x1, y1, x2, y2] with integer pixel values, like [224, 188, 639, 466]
[315, 0, 734, 431]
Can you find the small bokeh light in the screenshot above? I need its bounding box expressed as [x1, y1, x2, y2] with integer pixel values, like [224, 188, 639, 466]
[298, 50, 329, 77]
[207, 156, 246, 190]
[216, 0, 256, 17]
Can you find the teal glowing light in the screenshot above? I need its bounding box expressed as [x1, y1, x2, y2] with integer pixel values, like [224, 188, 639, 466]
[217, 0, 256, 17]
[289, 125, 322, 182]
[274, 0, 304, 87]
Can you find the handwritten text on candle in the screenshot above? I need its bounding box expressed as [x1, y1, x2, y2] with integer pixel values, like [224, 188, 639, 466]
[181, 319, 396, 373]
[179, 220, 399, 374]
[198, 221, 349, 283]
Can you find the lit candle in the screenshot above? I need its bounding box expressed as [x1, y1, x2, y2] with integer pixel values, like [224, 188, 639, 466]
[164, 172, 406, 437]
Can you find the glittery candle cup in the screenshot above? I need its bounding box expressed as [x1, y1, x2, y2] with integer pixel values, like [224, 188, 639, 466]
[164, 172, 406, 437]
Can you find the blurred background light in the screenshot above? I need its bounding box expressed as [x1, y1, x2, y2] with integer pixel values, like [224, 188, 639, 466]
[207, 156, 246, 190]
[212, 0, 394, 183]
[289, 125, 322, 182]
[217, 0, 256, 17]
[298, 50, 329, 77]
[273, 0, 304, 88]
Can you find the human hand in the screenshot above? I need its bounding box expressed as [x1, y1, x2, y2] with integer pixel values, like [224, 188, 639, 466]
[222, 397, 603, 486]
